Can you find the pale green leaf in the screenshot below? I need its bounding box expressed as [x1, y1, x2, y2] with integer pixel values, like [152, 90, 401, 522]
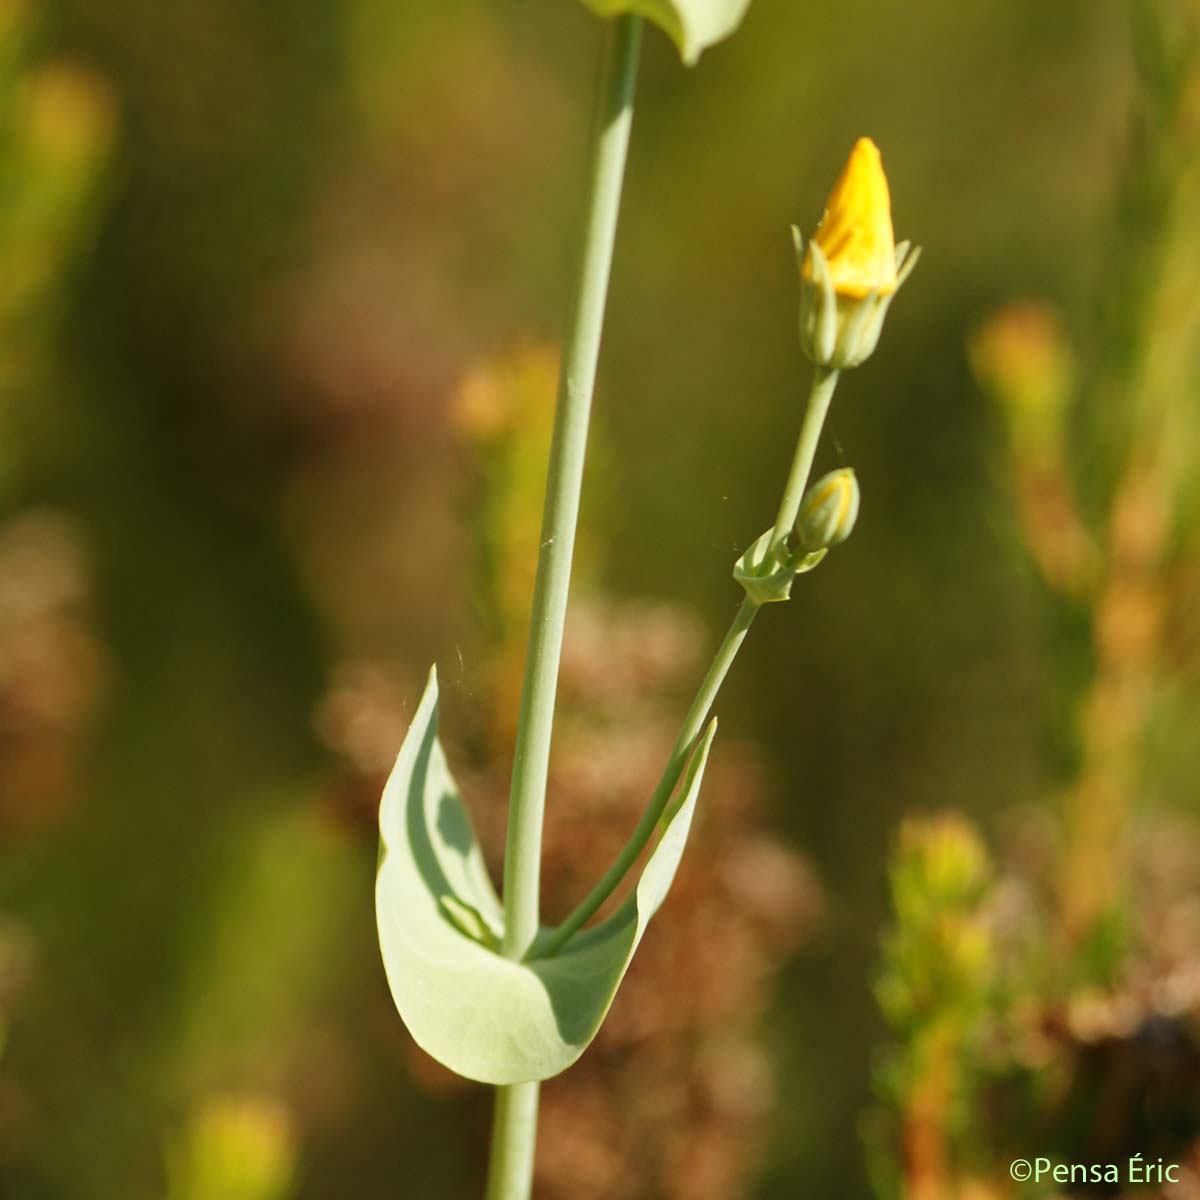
[376, 667, 716, 1084]
[579, 0, 753, 65]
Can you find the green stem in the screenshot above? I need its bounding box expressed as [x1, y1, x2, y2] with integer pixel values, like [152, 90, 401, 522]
[484, 1083, 540, 1200]
[770, 365, 840, 552]
[500, 12, 642, 960]
[485, 15, 641, 1200]
[539, 594, 759, 957]
[540, 364, 843, 957]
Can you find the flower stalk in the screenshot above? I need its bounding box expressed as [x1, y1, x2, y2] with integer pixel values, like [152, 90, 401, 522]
[539, 593, 759, 956]
[544, 369, 848, 959]
[539, 363, 843, 959]
[770, 365, 840, 552]
[541, 138, 918, 956]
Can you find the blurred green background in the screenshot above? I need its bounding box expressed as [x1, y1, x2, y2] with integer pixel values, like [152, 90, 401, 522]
[3, 0, 1198, 1196]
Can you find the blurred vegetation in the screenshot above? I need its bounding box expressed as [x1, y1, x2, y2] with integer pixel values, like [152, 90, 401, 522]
[0, 0, 1196, 1197]
[872, 1, 1200, 1195]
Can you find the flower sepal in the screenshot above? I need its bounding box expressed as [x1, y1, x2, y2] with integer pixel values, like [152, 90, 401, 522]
[795, 230, 921, 370]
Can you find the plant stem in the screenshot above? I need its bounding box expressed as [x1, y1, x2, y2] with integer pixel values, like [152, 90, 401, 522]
[541, 364, 842, 956]
[500, 12, 642, 961]
[485, 15, 641, 1200]
[770, 365, 840, 552]
[484, 1082, 540, 1200]
[540, 594, 759, 956]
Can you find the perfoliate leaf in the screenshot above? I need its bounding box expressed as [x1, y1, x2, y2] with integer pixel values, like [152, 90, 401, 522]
[376, 667, 716, 1084]
[579, 0, 753, 65]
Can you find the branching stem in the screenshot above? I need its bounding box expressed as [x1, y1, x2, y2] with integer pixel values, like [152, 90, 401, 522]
[541, 364, 842, 957]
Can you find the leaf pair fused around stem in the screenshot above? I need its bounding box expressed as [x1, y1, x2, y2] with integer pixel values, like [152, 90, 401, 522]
[577, 0, 753, 65]
[375, 667, 717, 1085]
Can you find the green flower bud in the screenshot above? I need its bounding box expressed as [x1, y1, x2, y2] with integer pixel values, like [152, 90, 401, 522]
[795, 469, 860, 552]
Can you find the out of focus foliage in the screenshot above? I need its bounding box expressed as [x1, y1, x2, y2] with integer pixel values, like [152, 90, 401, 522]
[0, 0, 114, 825]
[165, 1096, 297, 1200]
[872, 2, 1200, 1195]
[0, 0, 114, 495]
[0, 0, 113, 868]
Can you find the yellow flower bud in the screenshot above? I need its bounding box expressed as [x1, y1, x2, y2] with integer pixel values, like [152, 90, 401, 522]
[793, 138, 920, 370]
[808, 138, 897, 300]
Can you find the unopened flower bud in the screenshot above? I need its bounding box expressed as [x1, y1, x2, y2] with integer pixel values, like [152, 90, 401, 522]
[794, 138, 920, 369]
[795, 468, 859, 552]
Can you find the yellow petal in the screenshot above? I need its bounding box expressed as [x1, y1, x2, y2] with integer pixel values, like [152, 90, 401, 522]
[809, 138, 897, 299]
